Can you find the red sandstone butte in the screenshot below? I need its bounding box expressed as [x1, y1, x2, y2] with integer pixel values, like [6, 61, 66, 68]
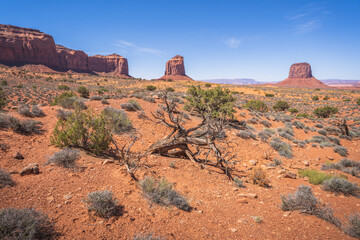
[277, 62, 329, 88]
[160, 55, 193, 81]
[0, 24, 130, 76]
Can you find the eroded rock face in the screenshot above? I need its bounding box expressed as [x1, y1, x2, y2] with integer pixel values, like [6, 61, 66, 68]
[277, 62, 330, 88]
[165, 55, 186, 76]
[56, 45, 88, 72]
[288, 62, 313, 78]
[160, 55, 192, 81]
[0, 24, 59, 68]
[0, 24, 130, 76]
[88, 54, 129, 76]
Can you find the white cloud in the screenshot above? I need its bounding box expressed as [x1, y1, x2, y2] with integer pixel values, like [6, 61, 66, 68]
[115, 40, 165, 55]
[295, 20, 322, 34]
[224, 37, 242, 48]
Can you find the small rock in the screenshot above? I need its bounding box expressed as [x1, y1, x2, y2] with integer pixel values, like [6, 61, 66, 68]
[102, 159, 114, 165]
[283, 211, 291, 217]
[230, 228, 238, 233]
[249, 160, 257, 166]
[13, 152, 24, 159]
[303, 161, 309, 166]
[283, 171, 297, 179]
[20, 163, 39, 176]
[304, 176, 309, 181]
[236, 198, 248, 204]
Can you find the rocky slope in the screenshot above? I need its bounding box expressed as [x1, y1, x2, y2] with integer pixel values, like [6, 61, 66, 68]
[0, 24, 130, 76]
[160, 55, 192, 81]
[277, 62, 329, 88]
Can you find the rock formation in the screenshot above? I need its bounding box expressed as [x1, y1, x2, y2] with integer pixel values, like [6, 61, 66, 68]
[277, 62, 329, 88]
[0, 24, 130, 76]
[88, 54, 129, 76]
[160, 55, 192, 81]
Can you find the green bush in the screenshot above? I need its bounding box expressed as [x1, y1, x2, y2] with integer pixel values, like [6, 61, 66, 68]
[323, 95, 330, 100]
[102, 107, 132, 134]
[273, 100, 290, 111]
[313, 106, 338, 118]
[265, 93, 274, 97]
[296, 113, 311, 118]
[288, 108, 298, 113]
[357, 99, 360, 105]
[244, 100, 268, 112]
[166, 87, 175, 92]
[298, 169, 346, 185]
[204, 83, 211, 88]
[0, 89, 6, 109]
[312, 96, 319, 101]
[16, 84, 23, 88]
[52, 92, 77, 106]
[77, 86, 89, 98]
[57, 84, 70, 91]
[146, 85, 157, 91]
[0, 80, 7, 86]
[51, 108, 112, 154]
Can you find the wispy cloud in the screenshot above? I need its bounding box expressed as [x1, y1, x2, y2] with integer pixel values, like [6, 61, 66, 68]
[295, 20, 322, 35]
[115, 40, 165, 55]
[223, 37, 242, 48]
[287, 2, 329, 35]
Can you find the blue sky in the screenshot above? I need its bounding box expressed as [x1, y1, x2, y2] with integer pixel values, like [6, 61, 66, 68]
[1, 0, 360, 82]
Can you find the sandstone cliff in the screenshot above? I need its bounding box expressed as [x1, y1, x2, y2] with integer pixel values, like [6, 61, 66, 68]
[0, 24, 130, 76]
[277, 62, 329, 88]
[160, 55, 192, 81]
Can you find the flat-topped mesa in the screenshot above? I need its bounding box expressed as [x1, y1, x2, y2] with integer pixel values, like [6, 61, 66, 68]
[277, 62, 330, 88]
[0, 24, 130, 76]
[56, 45, 88, 72]
[160, 55, 193, 81]
[88, 54, 129, 76]
[288, 62, 313, 78]
[0, 24, 60, 68]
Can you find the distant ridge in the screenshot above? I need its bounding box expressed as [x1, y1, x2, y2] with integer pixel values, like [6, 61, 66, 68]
[198, 78, 261, 85]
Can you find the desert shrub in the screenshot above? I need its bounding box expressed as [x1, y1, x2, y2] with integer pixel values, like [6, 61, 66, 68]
[258, 130, 272, 142]
[77, 86, 89, 98]
[344, 213, 360, 238]
[289, 108, 298, 114]
[101, 99, 109, 105]
[0, 169, 15, 188]
[133, 233, 164, 240]
[0, 114, 10, 128]
[146, 85, 157, 91]
[129, 99, 142, 110]
[204, 83, 212, 88]
[57, 84, 70, 91]
[313, 106, 339, 118]
[281, 185, 318, 213]
[90, 95, 103, 101]
[357, 99, 360, 105]
[270, 137, 292, 158]
[249, 167, 270, 187]
[57, 109, 72, 120]
[273, 100, 290, 111]
[317, 129, 327, 136]
[322, 158, 360, 178]
[121, 103, 137, 111]
[0, 89, 6, 109]
[0, 208, 56, 239]
[322, 177, 359, 196]
[296, 113, 311, 118]
[323, 95, 330, 100]
[9, 117, 41, 135]
[327, 136, 341, 145]
[139, 177, 190, 211]
[142, 96, 155, 103]
[314, 123, 323, 128]
[244, 100, 268, 112]
[52, 92, 76, 106]
[47, 148, 79, 168]
[0, 80, 7, 86]
[236, 130, 257, 140]
[292, 120, 305, 129]
[102, 107, 132, 134]
[84, 190, 119, 218]
[312, 96, 319, 101]
[166, 87, 175, 92]
[31, 105, 46, 117]
[17, 84, 23, 88]
[233, 177, 245, 188]
[309, 135, 327, 144]
[333, 145, 348, 157]
[265, 93, 274, 97]
[298, 169, 335, 185]
[51, 109, 112, 155]
[260, 119, 271, 127]
[18, 105, 33, 117]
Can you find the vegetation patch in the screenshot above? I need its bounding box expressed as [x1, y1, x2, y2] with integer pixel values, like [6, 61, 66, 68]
[84, 190, 120, 218]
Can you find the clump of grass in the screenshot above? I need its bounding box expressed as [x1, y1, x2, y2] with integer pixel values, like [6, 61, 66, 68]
[0, 208, 57, 239]
[102, 107, 132, 134]
[47, 148, 79, 169]
[244, 100, 268, 112]
[234, 177, 245, 188]
[0, 169, 15, 188]
[270, 137, 292, 158]
[9, 117, 41, 135]
[84, 190, 119, 218]
[129, 99, 142, 110]
[298, 169, 336, 185]
[139, 177, 190, 211]
[322, 177, 359, 196]
[146, 85, 157, 91]
[249, 167, 270, 187]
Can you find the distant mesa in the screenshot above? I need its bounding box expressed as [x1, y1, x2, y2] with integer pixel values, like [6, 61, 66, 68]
[0, 24, 130, 77]
[159, 55, 193, 81]
[277, 62, 329, 88]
